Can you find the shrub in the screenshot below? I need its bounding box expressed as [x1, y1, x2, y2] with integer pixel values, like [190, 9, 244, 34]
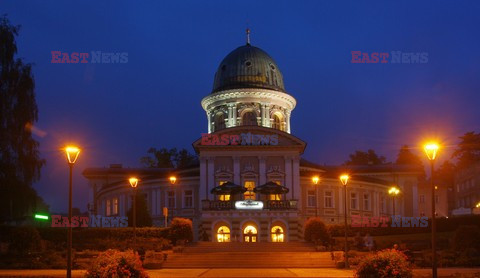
[453, 225, 480, 251]
[169, 218, 193, 245]
[85, 249, 148, 278]
[8, 227, 42, 255]
[304, 217, 331, 245]
[355, 249, 413, 278]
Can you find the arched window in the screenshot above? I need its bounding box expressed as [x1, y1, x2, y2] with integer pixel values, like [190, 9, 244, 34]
[272, 113, 283, 131]
[242, 111, 258, 126]
[214, 113, 226, 131]
[271, 226, 284, 242]
[217, 226, 230, 242]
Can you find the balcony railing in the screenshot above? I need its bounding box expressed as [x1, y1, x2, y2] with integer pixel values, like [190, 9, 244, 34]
[201, 199, 297, 211]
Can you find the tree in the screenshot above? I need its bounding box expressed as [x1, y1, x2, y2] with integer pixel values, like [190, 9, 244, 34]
[304, 217, 331, 246]
[436, 160, 455, 186]
[344, 149, 386, 165]
[126, 191, 152, 227]
[140, 147, 197, 169]
[0, 16, 47, 222]
[395, 145, 423, 166]
[169, 217, 193, 245]
[452, 131, 480, 170]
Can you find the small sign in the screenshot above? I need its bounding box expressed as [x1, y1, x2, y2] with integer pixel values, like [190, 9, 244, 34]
[235, 200, 264, 210]
[163, 207, 168, 217]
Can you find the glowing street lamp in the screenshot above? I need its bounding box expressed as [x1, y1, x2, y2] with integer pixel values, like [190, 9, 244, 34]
[476, 202, 480, 208]
[424, 142, 439, 278]
[339, 174, 349, 269]
[388, 186, 400, 216]
[129, 177, 139, 251]
[64, 145, 80, 278]
[312, 176, 320, 217]
[169, 176, 177, 185]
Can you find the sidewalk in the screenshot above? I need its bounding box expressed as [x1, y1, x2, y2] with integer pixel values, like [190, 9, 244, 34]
[0, 268, 479, 277]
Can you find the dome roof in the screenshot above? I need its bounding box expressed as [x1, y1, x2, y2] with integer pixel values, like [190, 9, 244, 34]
[212, 44, 285, 93]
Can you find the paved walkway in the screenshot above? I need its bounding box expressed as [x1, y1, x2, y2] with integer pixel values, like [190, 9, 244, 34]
[0, 268, 479, 277]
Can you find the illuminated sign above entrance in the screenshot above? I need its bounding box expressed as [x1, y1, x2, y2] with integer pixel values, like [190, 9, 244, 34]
[235, 200, 264, 210]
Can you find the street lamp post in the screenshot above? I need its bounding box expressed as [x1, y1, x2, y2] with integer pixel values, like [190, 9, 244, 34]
[64, 146, 80, 278]
[164, 176, 177, 227]
[424, 142, 439, 278]
[129, 177, 139, 251]
[312, 176, 320, 217]
[388, 187, 400, 216]
[340, 174, 350, 269]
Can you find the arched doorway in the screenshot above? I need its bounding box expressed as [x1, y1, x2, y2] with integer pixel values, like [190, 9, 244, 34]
[271, 226, 284, 242]
[217, 226, 231, 242]
[243, 225, 258, 243]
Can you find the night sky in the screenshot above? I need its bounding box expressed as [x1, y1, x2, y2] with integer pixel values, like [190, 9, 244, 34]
[2, 1, 480, 213]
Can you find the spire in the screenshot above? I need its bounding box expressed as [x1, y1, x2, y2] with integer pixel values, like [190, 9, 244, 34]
[246, 28, 251, 45]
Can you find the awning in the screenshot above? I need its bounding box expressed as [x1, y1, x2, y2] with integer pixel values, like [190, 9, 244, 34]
[210, 181, 247, 195]
[254, 181, 289, 195]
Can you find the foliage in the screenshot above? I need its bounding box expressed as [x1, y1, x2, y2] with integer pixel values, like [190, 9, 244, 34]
[304, 217, 331, 245]
[0, 15, 47, 223]
[7, 226, 42, 255]
[355, 249, 413, 278]
[453, 225, 480, 251]
[344, 149, 386, 165]
[395, 145, 423, 166]
[140, 147, 197, 169]
[85, 249, 148, 278]
[169, 218, 193, 245]
[452, 131, 480, 169]
[127, 191, 153, 227]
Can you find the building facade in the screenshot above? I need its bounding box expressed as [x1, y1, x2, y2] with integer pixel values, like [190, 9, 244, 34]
[83, 38, 423, 242]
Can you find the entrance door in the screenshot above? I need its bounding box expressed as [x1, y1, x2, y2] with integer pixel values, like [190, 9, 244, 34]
[243, 225, 258, 243]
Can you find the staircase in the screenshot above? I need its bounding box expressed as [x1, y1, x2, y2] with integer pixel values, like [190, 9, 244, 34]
[162, 242, 336, 268]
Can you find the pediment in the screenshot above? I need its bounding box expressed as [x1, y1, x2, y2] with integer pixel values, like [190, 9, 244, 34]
[192, 126, 306, 154]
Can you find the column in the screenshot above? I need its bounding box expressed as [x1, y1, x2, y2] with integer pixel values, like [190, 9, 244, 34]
[285, 110, 291, 133]
[233, 156, 240, 185]
[259, 157, 266, 185]
[285, 156, 292, 199]
[232, 104, 237, 127]
[292, 156, 300, 200]
[227, 103, 233, 127]
[260, 103, 265, 127]
[199, 157, 207, 201]
[264, 104, 271, 127]
[207, 111, 212, 133]
[207, 157, 215, 200]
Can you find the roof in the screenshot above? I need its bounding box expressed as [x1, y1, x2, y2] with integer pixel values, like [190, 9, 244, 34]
[212, 44, 285, 93]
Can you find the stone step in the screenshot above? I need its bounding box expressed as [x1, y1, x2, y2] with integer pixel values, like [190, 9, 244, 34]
[184, 242, 317, 253]
[162, 252, 335, 268]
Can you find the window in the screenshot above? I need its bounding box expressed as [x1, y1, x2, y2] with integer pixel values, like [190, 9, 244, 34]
[214, 113, 226, 131]
[244, 181, 256, 200]
[106, 199, 111, 216]
[420, 195, 425, 204]
[324, 191, 333, 208]
[363, 193, 370, 211]
[272, 114, 283, 130]
[269, 180, 282, 200]
[112, 197, 119, 215]
[307, 190, 316, 207]
[350, 192, 358, 210]
[218, 181, 231, 201]
[271, 226, 284, 242]
[167, 191, 175, 208]
[242, 111, 257, 126]
[184, 190, 193, 208]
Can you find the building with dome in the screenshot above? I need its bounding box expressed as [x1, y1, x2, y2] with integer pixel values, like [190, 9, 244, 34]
[83, 32, 423, 242]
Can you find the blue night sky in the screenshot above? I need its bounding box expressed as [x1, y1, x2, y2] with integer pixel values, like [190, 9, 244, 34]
[2, 1, 480, 213]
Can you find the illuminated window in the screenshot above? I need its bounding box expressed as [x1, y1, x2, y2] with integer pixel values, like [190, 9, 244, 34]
[271, 226, 284, 242]
[363, 193, 370, 211]
[272, 114, 283, 130]
[219, 194, 230, 201]
[243, 225, 258, 242]
[307, 190, 316, 207]
[244, 181, 256, 200]
[184, 190, 193, 208]
[217, 226, 231, 242]
[242, 111, 258, 126]
[167, 191, 175, 208]
[106, 199, 111, 216]
[112, 197, 119, 215]
[269, 180, 282, 200]
[324, 191, 333, 208]
[350, 192, 358, 210]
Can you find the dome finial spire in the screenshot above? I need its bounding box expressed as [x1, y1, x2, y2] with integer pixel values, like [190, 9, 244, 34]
[246, 28, 251, 45]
